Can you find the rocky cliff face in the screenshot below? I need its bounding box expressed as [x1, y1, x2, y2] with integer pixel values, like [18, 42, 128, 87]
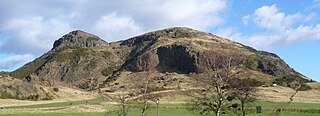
[117, 27, 297, 78]
[52, 30, 108, 50]
[10, 27, 309, 90]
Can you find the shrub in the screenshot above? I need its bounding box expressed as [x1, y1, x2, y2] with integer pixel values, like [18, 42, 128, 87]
[0, 71, 9, 77]
[274, 78, 287, 86]
[78, 82, 90, 90]
[27, 94, 40, 101]
[274, 74, 311, 87]
[53, 87, 59, 92]
[0, 91, 14, 99]
[98, 84, 105, 88]
[86, 37, 100, 41]
[101, 66, 120, 77]
[105, 89, 116, 92]
[298, 84, 312, 91]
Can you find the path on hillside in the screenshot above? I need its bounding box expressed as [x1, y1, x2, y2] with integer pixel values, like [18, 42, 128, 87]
[271, 84, 302, 116]
[101, 88, 200, 103]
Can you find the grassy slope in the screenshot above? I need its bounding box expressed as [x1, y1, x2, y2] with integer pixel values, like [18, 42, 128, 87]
[4, 98, 104, 109]
[1, 100, 320, 116]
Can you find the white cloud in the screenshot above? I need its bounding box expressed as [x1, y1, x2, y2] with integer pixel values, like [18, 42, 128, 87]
[0, 0, 227, 53]
[144, 0, 227, 29]
[303, 12, 317, 22]
[220, 25, 320, 50]
[1, 16, 71, 54]
[247, 35, 283, 50]
[229, 5, 320, 50]
[251, 5, 302, 31]
[92, 13, 143, 41]
[0, 0, 228, 70]
[216, 27, 283, 50]
[285, 24, 320, 43]
[0, 54, 34, 70]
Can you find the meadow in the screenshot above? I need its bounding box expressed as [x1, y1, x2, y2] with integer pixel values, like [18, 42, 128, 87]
[1, 97, 320, 116]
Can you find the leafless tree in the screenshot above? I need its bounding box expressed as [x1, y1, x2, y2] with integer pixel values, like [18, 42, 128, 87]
[229, 77, 258, 116]
[116, 86, 129, 116]
[187, 53, 237, 116]
[128, 70, 159, 116]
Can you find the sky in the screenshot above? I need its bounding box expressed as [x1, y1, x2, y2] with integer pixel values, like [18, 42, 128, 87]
[0, 0, 319, 81]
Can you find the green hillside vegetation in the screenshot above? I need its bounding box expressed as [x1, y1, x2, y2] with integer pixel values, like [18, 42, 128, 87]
[49, 46, 89, 62]
[10, 57, 46, 79]
[274, 74, 313, 90]
[0, 71, 9, 77]
[1, 100, 320, 116]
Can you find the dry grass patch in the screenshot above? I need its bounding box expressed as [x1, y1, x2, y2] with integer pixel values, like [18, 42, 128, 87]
[257, 86, 296, 102]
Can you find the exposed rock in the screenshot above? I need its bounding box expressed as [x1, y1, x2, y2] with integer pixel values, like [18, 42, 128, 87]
[128, 51, 159, 71]
[255, 54, 294, 77]
[120, 27, 298, 78]
[52, 30, 108, 51]
[156, 44, 198, 73]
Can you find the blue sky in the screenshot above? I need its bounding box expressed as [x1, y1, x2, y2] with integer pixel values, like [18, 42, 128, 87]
[0, 0, 319, 81]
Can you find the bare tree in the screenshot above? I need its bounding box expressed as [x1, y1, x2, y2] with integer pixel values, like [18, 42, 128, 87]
[128, 70, 159, 116]
[229, 78, 258, 116]
[187, 53, 237, 116]
[116, 86, 129, 116]
[140, 74, 151, 116]
[102, 85, 129, 116]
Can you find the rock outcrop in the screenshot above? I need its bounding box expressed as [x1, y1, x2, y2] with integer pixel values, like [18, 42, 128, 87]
[118, 27, 298, 78]
[52, 30, 108, 51]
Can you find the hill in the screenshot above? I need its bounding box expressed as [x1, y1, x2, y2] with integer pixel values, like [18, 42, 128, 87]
[1, 27, 313, 100]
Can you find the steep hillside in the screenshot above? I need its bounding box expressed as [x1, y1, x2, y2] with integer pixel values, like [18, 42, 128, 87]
[10, 30, 122, 90]
[114, 27, 298, 77]
[9, 27, 310, 91]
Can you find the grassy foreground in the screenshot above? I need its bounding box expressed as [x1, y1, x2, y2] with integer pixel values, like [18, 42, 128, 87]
[1, 98, 320, 116]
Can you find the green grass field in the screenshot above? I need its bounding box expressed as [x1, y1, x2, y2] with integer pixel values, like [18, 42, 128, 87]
[4, 97, 105, 109]
[1, 98, 320, 116]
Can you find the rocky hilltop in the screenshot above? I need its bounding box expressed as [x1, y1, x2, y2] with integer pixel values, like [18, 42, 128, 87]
[52, 30, 108, 50]
[115, 27, 296, 76]
[8, 27, 310, 92]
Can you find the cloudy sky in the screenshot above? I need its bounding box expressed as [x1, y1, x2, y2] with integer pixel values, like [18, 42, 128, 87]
[0, 0, 319, 81]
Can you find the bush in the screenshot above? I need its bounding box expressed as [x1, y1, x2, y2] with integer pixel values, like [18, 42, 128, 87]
[27, 94, 40, 101]
[78, 82, 90, 90]
[274, 74, 312, 88]
[0, 71, 9, 77]
[0, 91, 14, 99]
[274, 78, 287, 86]
[298, 84, 312, 91]
[101, 66, 120, 77]
[53, 87, 59, 92]
[105, 89, 116, 92]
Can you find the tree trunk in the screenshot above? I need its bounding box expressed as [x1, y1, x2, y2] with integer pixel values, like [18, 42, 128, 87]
[216, 108, 221, 116]
[142, 107, 145, 116]
[216, 99, 222, 116]
[142, 100, 147, 116]
[122, 101, 126, 116]
[241, 101, 245, 116]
